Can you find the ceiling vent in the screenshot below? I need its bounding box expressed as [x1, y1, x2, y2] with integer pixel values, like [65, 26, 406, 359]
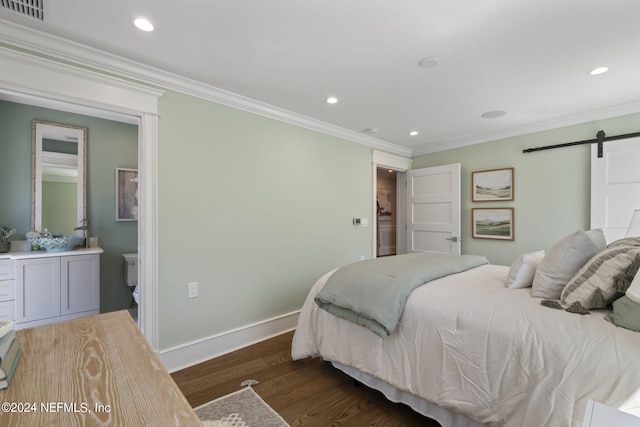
[1, 0, 44, 21]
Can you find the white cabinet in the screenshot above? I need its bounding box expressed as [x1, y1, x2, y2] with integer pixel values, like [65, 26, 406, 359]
[61, 254, 100, 315]
[0, 258, 16, 322]
[14, 251, 100, 329]
[15, 257, 60, 323]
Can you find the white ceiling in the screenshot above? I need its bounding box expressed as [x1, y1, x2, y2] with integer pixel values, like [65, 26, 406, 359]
[1, 0, 640, 155]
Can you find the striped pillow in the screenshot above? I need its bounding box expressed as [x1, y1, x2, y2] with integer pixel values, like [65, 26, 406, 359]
[561, 246, 640, 311]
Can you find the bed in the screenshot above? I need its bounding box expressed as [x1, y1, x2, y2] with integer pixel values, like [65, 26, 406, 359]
[291, 230, 640, 427]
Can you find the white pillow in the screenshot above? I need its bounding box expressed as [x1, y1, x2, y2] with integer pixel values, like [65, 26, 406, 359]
[626, 269, 640, 304]
[532, 229, 606, 299]
[506, 250, 545, 289]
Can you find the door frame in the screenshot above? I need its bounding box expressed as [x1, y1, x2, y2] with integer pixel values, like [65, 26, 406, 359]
[0, 47, 162, 349]
[372, 151, 412, 258]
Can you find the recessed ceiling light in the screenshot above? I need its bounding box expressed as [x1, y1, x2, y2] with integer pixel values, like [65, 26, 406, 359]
[418, 57, 440, 69]
[409, 130, 419, 136]
[588, 66, 609, 76]
[134, 18, 154, 32]
[362, 128, 378, 134]
[481, 110, 507, 119]
[325, 96, 338, 104]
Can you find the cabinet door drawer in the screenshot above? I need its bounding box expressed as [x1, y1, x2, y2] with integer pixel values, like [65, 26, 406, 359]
[61, 254, 100, 315]
[0, 300, 15, 321]
[16, 257, 61, 323]
[0, 280, 15, 302]
[0, 259, 14, 280]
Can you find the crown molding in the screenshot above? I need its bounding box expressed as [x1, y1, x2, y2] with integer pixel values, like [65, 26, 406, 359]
[0, 18, 412, 158]
[412, 100, 640, 156]
[7, 17, 637, 160]
[372, 150, 412, 170]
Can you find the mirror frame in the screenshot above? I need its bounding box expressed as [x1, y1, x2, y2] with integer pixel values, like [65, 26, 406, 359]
[32, 120, 87, 236]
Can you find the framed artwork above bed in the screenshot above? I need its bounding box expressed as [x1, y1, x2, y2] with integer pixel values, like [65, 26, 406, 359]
[472, 207, 514, 240]
[472, 167, 514, 201]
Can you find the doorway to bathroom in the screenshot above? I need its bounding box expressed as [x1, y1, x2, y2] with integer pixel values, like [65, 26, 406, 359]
[376, 167, 397, 257]
[0, 50, 161, 348]
[0, 99, 140, 316]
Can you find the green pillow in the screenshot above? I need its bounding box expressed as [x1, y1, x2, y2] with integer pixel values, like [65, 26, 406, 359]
[606, 295, 640, 332]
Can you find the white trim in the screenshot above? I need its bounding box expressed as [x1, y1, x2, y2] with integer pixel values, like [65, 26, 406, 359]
[0, 18, 411, 158]
[0, 45, 162, 350]
[412, 99, 640, 156]
[3, 19, 640, 159]
[372, 165, 378, 259]
[396, 172, 408, 254]
[372, 150, 413, 171]
[159, 310, 300, 373]
[138, 112, 160, 348]
[0, 46, 162, 116]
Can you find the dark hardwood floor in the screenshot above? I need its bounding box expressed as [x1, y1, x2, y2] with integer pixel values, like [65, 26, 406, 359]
[171, 331, 442, 426]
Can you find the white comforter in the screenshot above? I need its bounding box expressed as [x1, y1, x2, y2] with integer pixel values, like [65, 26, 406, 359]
[292, 264, 640, 427]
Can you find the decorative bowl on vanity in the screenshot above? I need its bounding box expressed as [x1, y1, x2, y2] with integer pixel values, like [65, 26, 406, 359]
[29, 236, 84, 252]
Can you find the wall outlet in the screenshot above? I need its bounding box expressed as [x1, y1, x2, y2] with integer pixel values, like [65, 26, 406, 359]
[188, 282, 198, 298]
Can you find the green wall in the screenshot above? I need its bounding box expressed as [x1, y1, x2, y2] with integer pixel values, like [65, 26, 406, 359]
[0, 100, 138, 312]
[157, 91, 373, 348]
[412, 112, 640, 266]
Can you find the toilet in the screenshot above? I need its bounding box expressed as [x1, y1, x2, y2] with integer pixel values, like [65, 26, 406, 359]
[122, 253, 140, 305]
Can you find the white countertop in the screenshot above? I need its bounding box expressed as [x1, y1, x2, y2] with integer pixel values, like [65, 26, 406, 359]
[0, 246, 103, 260]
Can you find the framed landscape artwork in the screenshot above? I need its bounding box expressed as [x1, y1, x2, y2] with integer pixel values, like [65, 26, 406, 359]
[472, 168, 514, 202]
[472, 208, 514, 240]
[116, 168, 139, 221]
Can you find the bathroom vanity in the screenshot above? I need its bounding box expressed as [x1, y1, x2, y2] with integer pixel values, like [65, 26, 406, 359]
[0, 247, 102, 329]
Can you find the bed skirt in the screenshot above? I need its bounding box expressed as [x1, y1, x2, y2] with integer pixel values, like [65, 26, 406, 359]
[332, 362, 486, 427]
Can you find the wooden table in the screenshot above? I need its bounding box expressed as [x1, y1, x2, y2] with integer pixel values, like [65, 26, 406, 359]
[0, 310, 202, 426]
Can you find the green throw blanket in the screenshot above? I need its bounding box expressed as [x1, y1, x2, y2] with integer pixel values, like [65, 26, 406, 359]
[315, 252, 489, 337]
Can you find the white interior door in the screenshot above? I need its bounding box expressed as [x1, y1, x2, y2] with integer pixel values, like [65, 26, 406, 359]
[407, 163, 461, 255]
[591, 137, 640, 243]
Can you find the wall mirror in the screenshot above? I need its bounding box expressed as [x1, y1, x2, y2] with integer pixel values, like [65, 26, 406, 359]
[32, 121, 87, 236]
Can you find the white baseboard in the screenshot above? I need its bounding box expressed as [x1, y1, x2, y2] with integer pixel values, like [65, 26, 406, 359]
[159, 310, 300, 373]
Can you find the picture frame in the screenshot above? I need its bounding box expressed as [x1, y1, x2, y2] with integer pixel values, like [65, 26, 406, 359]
[115, 168, 139, 221]
[376, 188, 393, 221]
[472, 208, 514, 240]
[472, 167, 514, 201]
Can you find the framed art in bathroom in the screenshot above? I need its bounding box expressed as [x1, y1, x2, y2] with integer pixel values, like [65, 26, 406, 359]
[116, 168, 138, 221]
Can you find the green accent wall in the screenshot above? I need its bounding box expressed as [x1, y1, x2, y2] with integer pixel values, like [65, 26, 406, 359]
[157, 91, 373, 348]
[412, 112, 640, 266]
[0, 100, 138, 313]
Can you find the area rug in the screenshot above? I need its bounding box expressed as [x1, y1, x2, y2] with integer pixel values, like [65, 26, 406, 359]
[195, 386, 290, 427]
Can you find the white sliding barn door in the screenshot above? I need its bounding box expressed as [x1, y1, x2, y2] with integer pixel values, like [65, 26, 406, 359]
[407, 163, 461, 255]
[591, 137, 640, 243]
